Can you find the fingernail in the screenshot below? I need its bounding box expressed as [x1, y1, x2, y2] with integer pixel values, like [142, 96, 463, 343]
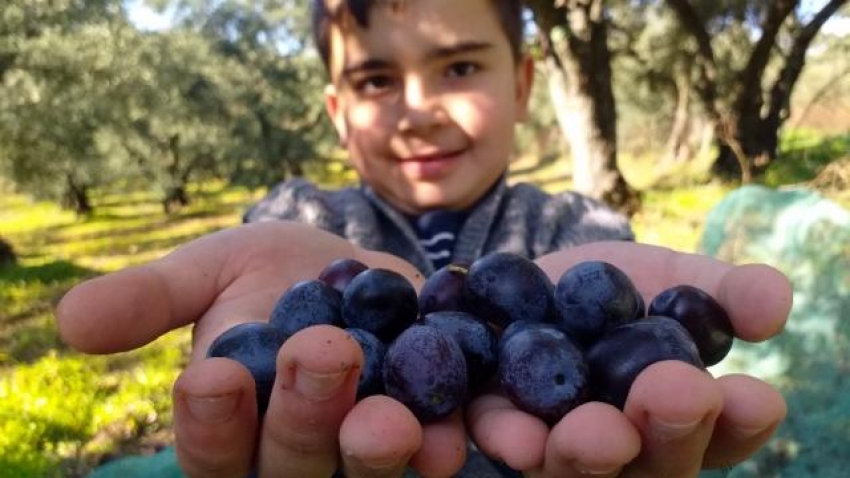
[575, 464, 620, 475]
[733, 423, 771, 439]
[341, 453, 408, 477]
[650, 417, 702, 442]
[185, 392, 239, 423]
[343, 446, 410, 470]
[293, 366, 350, 400]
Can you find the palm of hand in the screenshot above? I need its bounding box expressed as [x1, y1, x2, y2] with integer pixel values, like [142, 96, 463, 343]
[56, 221, 790, 478]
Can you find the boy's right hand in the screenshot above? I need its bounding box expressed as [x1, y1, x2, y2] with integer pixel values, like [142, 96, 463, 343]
[56, 221, 469, 478]
[57, 221, 791, 478]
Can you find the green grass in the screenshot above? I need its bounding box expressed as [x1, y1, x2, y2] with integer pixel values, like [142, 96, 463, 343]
[0, 134, 846, 476]
[0, 181, 258, 477]
[767, 130, 850, 188]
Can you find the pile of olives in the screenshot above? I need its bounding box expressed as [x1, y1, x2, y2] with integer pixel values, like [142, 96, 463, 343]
[208, 252, 734, 424]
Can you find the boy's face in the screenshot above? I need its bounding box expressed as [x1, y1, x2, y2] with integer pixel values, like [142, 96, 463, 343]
[324, 0, 534, 215]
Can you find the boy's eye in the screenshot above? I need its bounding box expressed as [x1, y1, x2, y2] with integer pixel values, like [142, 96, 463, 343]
[354, 75, 396, 95]
[446, 61, 479, 78]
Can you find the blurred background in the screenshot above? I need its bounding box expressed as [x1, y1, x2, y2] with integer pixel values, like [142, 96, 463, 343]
[1, 1, 848, 477]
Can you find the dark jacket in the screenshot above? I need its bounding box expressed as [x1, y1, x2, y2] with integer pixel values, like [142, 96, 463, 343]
[244, 176, 634, 275]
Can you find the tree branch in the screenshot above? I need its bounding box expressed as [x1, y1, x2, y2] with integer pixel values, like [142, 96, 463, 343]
[767, 0, 849, 125]
[735, 0, 798, 113]
[664, 0, 720, 122]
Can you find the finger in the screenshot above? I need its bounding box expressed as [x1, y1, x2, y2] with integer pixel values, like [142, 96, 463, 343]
[173, 358, 259, 478]
[56, 221, 424, 356]
[55, 222, 345, 354]
[702, 374, 787, 469]
[535, 242, 792, 341]
[408, 409, 468, 477]
[258, 325, 362, 477]
[339, 395, 423, 478]
[712, 263, 791, 341]
[542, 401, 641, 477]
[466, 393, 549, 471]
[55, 260, 214, 354]
[622, 360, 724, 477]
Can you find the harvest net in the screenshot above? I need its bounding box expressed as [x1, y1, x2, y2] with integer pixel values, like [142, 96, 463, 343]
[699, 184, 850, 477]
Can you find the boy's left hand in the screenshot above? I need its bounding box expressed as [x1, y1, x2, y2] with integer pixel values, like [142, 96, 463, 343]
[467, 242, 791, 477]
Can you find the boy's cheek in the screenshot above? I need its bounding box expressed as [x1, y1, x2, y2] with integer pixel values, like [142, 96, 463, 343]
[346, 109, 401, 150]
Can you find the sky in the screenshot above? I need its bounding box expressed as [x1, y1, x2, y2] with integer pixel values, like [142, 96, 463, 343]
[802, 0, 850, 34]
[125, 0, 848, 34]
[125, 0, 175, 31]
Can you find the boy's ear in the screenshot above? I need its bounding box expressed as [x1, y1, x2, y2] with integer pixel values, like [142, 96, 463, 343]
[514, 54, 535, 123]
[324, 84, 348, 145]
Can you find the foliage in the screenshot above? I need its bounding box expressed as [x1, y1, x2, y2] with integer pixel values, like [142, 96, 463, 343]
[0, 0, 327, 213]
[2, 0, 848, 213]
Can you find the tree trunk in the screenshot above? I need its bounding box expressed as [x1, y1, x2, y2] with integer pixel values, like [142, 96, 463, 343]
[163, 134, 192, 213]
[257, 111, 305, 180]
[714, 111, 783, 177]
[529, 0, 640, 216]
[663, 68, 694, 165]
[64, 174, 93, 215]
[164, 186, 189, 214]
[0, 237, 17, 267]
[667, 0, 847, 180]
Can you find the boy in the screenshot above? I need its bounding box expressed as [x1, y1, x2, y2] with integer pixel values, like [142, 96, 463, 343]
[243, 0, 634, 279]
[57, 0, 791, 477]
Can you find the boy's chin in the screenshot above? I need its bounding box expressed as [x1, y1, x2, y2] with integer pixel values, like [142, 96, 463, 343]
[402, 194, 470, 214]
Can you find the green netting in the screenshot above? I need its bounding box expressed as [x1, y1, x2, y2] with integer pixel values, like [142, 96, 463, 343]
[88, 446, 184, 478]
[698, 185, 850, 478]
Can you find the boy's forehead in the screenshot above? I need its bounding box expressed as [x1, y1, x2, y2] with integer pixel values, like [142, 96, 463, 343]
[326, 0, 504, 77]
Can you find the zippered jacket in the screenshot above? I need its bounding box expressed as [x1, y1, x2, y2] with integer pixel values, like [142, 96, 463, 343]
[243, 176, 634, 276]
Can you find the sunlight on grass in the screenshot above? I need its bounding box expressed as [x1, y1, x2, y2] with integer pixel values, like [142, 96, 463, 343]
[509, 154, 574, 193]
[0, 200, 77, 235]
[0, 331, 188, 476]
[0, 183, 252, 477]
[631, 184, 731, 252]
[619, 148, 718, 190]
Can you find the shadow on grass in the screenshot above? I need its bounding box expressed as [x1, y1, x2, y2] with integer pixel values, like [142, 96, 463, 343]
[83, 203, 240, 223]
[0, 260, 99, 286]
[0, 261, 100, 364]
[45, 230, 230, 260]
[28, 203, 245, 251]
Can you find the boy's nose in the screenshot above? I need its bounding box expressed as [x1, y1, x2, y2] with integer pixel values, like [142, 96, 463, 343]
[397, 78, 446, 132]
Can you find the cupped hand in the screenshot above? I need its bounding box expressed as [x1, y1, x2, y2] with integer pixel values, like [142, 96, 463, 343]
[56, 221, 468, 478]
[467, 241, 791, 477]
[57, 226, 792, 478]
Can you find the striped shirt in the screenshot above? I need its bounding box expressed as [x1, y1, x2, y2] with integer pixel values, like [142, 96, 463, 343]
[407, 210, 468, 270]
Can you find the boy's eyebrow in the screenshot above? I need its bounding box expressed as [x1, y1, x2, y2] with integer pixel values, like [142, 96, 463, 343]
[342, 59, 392, 78]
[340, 40, 495, 78]
[425, 40, 494, 61]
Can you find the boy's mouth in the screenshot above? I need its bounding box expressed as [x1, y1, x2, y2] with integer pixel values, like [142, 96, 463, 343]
[400, 148, 465, 163]
[398, 149, 465, 179]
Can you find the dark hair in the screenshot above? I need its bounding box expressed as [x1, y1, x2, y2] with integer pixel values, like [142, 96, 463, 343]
[311, 0, 525, 71]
